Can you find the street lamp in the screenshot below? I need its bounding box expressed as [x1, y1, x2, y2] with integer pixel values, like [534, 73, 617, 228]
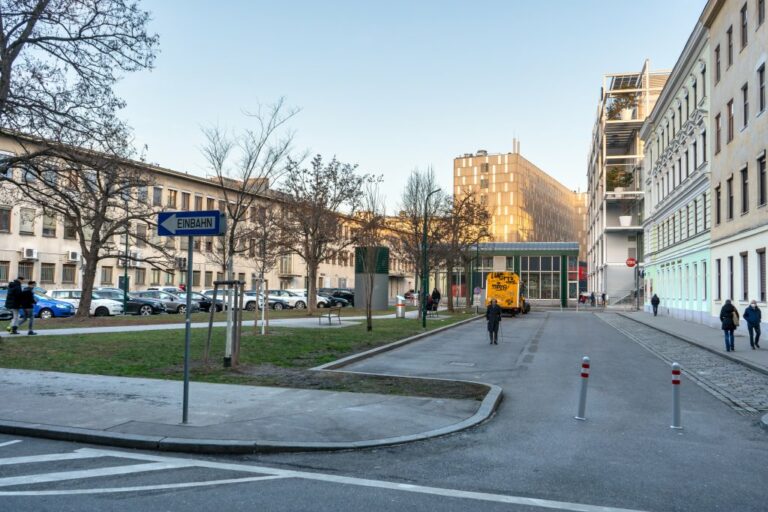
[422, 188, 440, 328]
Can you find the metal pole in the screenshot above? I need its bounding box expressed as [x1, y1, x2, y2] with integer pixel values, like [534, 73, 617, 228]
[182, 235, 193, 424]
[671, 362, 682, 429]
[422, 189, 439, 328]
[122, 221, 129, 313]
[224, 256, 233, 367]
[575, 356, 590, 421]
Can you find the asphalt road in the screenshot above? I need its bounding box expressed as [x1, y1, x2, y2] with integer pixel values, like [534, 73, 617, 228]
[1, 311, 766, 511]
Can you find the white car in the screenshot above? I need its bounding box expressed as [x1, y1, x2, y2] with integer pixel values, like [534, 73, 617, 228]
[282, 289, 330, 308]
[266, 289, 323, 309]
[50, 289, 124, 316]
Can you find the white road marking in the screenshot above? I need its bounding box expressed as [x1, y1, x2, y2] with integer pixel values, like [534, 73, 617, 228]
[0, 440, 21, 448]
[0, 461, 193, 487]
[0, 447, 650, 512]
[0, 451, 105, 466]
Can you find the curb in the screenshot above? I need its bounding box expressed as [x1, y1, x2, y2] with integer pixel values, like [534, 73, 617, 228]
[616, 312, 768, 377]
[0, 313, 504, 454]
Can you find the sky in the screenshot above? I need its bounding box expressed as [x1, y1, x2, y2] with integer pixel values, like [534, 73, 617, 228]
[116, 0, 705, 210]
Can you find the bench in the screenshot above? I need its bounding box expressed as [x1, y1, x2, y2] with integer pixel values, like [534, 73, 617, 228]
[319, 306, 342, 325]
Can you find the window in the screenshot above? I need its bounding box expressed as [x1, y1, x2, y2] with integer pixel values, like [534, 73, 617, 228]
[150, 269, 161, 285]
[727, 26, 733, 67]
[685, 152, 689, 178]
[152, 187, 162, 206]
[101, 266, 113, 285]
[42, 214, 56, 237]
[727, 100, 734, 142]
[685, 92, 690, 118]
[741, 3, 748, 48]
[64, 217, 76, 239]
[678, 158, 682, 184]
[135, 267, 146, 285]
[136, 223, 147, 247]
[165, 271, 174, 285]
[728, 256, 734, 301]
[715, 185, 722, 224]
[137, 185, 148, 203]
[19, 207, 35, 234]
[165, 236, 175, 250]
[62, 264, 76, 284]
[759, 65, 766, 113]
[715, 114, 722, 153]
[715, 45, 721, 83]
[703, 261, 708, 300]
[702, 130, 707, 163]
[181, 192, 190, 211]
[194, 195, 203, 210]
[237, 272, 245, 284]
[0, 261, 8, 282]
[39, 263, 55, 283]
[716, 258, 722, 300]
[741, 167, 749, 214]
[759, 155, 767, 206]
[166, 189, 177, 208]
[694, 199, 699, 233]
[727, 177, 734, 219]
[701, 65, 706, 98]
[206, 197, 215, 210]
[18, 262, 33, 280]
[740, 252, 749, 301]
[760, 0, 766, 26]
[193, 271, 201, 287]
[205, 271, 213, 287]
[0, 207, 10, 232]
[742, 83, 749, 128]
[759, 249, 766, 302]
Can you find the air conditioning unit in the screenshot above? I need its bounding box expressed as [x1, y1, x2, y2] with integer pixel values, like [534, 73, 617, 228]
[22, 248, 38, 260]
[67, 251, 80, 262]
[175, 257, 187, 269]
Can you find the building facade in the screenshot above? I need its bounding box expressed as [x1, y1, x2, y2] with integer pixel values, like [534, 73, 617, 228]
[453, 144, 586, 257]
[704, 0, 768, 318]
[586, 61, 669, 304]
[641, 22, 712, 324]
[0, 134, 412, 297]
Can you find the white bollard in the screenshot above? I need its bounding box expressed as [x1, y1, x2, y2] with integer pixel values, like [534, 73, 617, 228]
[671, 362, 682, 429]
[575, 356, 590, 421]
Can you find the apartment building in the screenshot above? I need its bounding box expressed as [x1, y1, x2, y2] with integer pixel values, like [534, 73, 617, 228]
[641, 21, 712, 324]
[453, 143, 586, 256]
[586, 61, 669, 304]
[0, 133, 411, 296]
[704, 0, 767, 315]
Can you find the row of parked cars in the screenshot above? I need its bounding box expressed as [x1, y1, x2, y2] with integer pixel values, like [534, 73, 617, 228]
[0, 285, 356, 319]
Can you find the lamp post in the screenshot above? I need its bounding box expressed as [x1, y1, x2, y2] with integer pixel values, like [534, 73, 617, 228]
[422, 188, 440, 328]
[122, 198, 129, 313]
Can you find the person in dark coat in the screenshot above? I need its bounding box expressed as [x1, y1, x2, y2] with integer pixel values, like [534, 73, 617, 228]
[589, 292, 596, 307]
[651, 294, 660, 316]
[486, 298, 502, 345]
[16, 281, 37, 335]
[5, 276, 25, 335]
[719, 299, 739, 352]
[431, 288, 441, 311]
[743, 300, 762, 349]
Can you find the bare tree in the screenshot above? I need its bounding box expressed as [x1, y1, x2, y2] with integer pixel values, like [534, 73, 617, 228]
[437, 192, 492, 311]
[355, 183, 387, 331]
[0, 136, 173, 317]
[389, 167, 447, 314]
[279, 154, 377, 315]
[249, 203, 285, 335]
[200, 100, 296, 284]
[0, 0, 158, 146]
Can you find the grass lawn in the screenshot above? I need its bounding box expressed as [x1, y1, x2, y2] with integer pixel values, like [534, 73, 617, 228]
[24, 305, 420, 330]
[0, 312, 486, 400]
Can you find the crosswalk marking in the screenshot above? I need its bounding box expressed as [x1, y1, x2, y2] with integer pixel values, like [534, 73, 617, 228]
[0, 440, 22, 448]
[0, 451, 106, 466]
[0, 461, 193, 487]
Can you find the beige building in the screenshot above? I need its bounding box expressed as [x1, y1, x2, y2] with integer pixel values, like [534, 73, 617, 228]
[704, 0, 768, 314]
[0, 133, 411, 297]
[453, 144, 586, 258]
[586, 61, 669, 303]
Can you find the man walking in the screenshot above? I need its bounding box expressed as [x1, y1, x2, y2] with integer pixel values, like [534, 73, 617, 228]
[743, 300, 762, 349]
[431, 288, 441, 312]
[16, 280, 38, 336]
[486, 298, 502, 345]
[651, 294, 660, 316]
[5, 276, 24, 335]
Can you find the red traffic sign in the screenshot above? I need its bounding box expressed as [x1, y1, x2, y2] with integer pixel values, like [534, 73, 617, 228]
[626, 257, 637, 268]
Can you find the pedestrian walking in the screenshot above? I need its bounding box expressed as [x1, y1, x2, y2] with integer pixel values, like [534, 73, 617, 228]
[486, 298, 502, 345]
[719, 299, 739, 352]
[5, 276, 25, 335]
[16, 280, 37, 336]
[590, 292, 596, 307]
[601, 292, 606, 307]
[651, 294, 660, 316]
[743, 300, 762, 349]
[431, 288, 441, 311]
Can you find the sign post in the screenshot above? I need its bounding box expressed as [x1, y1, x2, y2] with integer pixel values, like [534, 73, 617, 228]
[158, 210, 226, 424]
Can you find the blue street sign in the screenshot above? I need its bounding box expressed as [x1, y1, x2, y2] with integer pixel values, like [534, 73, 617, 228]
[157, 210, 226, 237]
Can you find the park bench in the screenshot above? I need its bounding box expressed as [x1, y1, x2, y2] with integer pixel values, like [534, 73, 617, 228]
[319, 306, 342, 325]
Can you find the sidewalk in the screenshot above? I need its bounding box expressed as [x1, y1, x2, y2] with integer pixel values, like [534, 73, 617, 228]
[618, 311, 768, 375]
[0, 316, 500, 454]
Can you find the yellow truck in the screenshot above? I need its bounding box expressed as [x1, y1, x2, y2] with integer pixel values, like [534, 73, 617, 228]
[485, 272, 530, 316]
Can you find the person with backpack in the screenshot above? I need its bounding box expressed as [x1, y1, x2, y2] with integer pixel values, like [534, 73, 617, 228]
[719, 299, 739, 352]
[651, 294, 660, 316]
[16, 280, 38, 336]
[5, 276, 25, 335]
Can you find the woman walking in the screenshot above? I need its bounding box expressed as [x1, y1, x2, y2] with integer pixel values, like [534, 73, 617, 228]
[719, 299, 739, 352]
[486, 298, 502, 345]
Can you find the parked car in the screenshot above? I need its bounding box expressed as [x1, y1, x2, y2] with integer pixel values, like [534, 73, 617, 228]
[319, 288, 355, 306]
[0, 290, 76, 319]
[147, 286, 185, 294]
[283, 289, 330, 308]
[242, 291, 291, 311]
[176, 291, 225, 313]
[132, 290, 199, 314]
[93, 288, 167, 316]
[0, 306, 12, 321]
[317, 292, 350, 308]
[267, 289, 310, 309]
[50, 289, 124, 317]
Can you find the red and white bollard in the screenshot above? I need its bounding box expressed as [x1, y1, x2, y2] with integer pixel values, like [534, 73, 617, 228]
[575, 356, 590, 421]
[671, 362, 682, 429]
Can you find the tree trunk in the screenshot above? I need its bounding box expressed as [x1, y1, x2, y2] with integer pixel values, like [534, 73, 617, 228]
[307, 260, 318, 315]
[446, 259, 454, 312]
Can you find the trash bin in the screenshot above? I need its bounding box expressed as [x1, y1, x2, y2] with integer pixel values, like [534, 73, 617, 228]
[395, 295, 406, 319]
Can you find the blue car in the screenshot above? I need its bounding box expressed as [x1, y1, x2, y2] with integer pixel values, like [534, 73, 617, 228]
[0, 290, 76, 319]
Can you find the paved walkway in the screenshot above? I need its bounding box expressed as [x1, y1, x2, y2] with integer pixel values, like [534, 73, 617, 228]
[619, 311, 768, 375]
[0, 315, 501, 453]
